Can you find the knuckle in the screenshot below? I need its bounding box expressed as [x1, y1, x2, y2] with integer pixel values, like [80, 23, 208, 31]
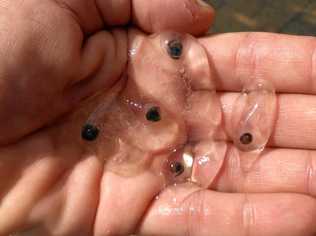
[183, 190, 207, 236]
[310, 41, 316, 91]
[305, 150, 316, 196]
[235, 32, 270, 83]
[241, 193, 256, 236]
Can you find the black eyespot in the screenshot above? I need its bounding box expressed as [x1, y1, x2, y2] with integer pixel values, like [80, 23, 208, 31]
[170, 161, 184, 177]
[240, 133, 253, 145]
[167, 39, 183, 60]
[146, 106, 161, 122]
[82, 123, 99, 141]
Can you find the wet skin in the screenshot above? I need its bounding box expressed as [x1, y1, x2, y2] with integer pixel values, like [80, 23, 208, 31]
[1, 1, 316, 236]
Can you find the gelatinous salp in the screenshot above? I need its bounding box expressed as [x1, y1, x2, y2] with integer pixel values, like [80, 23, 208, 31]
[231, 79, 277, 153]
[83, 95, 185, 176]
[82, 31, 223, 185]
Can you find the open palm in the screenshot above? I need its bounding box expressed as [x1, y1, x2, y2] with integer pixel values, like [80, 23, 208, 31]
[0, 0, 315, 236]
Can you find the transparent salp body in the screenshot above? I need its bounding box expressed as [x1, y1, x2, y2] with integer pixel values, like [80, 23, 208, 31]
[82, 31, 224, 188]
[231, 79, 277, 171]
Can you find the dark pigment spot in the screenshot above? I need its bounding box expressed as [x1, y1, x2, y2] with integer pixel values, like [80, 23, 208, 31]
[170, 161, 184, 176]
[82, 124, 99, 141]
[240, 133, 253, 145]
[146, 107, 161, 122]
[167, 39, 183, 59]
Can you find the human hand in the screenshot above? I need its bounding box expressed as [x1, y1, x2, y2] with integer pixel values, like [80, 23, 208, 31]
[0, 0, 213, 145]
[0, 0, 215, 235]
[115, 32, 316, 236]
[1, 0, 316, 236]
[131, 33, 316, 236]
[139, 33, 316, 236]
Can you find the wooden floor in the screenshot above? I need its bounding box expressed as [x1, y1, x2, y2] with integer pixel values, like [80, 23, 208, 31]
[205, 0, 316, 36]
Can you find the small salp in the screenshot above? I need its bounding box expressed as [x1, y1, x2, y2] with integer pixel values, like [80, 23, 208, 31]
[231, 79, 277, 152]
[82, 94, 185, 177]
[230, 79, 277, 172]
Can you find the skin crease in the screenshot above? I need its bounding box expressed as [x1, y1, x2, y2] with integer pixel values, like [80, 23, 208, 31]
[0, 1, 316, 236]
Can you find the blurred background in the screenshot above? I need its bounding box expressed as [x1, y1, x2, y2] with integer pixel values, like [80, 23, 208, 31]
[205, 0, 316, 36]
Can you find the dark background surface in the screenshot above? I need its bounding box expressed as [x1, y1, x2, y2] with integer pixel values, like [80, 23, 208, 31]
[205, 0, 316, 36]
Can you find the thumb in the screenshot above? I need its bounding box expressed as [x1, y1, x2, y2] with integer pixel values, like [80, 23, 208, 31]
[133, 0, 215, 36]
[66, 29, 127, 102]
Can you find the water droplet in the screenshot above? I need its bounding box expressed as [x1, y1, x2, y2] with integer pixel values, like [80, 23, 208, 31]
[197, 155, 210, 166]
[128, 48, 137, 57]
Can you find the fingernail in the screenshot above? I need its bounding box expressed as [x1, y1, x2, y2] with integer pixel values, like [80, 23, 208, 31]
[196, 0, 211, 8]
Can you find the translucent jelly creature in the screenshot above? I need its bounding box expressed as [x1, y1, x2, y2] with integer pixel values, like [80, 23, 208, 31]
[128, 31, 222, 141]
[82, 31, 223, 186]
[83, 95, 185, 176]
[231, 79, 277, 153]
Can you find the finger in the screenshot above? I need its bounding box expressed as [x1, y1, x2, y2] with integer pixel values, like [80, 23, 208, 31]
[97, 0, 131, 26]
[132, 0, 214, 36]
[94, 169, 164, 235]
[58, 0, 214, 35]
[199, 32, 316, 93]
[0, 130, 102, 235]
[219, 92, 316, 150]
[55, 0, 130, 33]
[213, 145, 316, 197]
[138, 186, 316, 236]
[67, 72, 188, 236]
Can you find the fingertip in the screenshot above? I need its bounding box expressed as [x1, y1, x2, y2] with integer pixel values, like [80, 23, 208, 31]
[133, 0, 215, 36]
[196, 0, 213, 8]
[96, 0, 131, 26]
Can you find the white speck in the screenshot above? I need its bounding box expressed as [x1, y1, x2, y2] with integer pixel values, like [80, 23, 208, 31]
[183, 152, 193, 168]
[198, 155, 210, 166]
